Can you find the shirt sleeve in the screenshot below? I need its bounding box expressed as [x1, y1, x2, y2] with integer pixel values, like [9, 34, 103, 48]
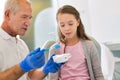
[0, 52, 3, 71]
[90, 42, 104, 80]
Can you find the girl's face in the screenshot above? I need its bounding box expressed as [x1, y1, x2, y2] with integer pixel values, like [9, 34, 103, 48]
[57, 13, 79, 40]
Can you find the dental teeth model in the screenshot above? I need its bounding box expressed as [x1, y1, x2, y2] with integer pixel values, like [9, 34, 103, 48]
[53, 53, 71, 63]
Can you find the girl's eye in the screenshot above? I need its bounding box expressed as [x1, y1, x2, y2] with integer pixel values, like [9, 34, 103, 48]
[69, 24, 73, 26]
[60, 25, 65, 27]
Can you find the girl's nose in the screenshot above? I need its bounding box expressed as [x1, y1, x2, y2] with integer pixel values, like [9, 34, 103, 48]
[64, 25, 70, 30]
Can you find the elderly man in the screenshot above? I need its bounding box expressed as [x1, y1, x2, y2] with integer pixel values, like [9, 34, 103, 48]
[0, 0, 63, 80]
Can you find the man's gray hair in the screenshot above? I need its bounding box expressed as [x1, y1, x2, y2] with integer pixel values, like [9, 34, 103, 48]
[4, 0, 31, 14]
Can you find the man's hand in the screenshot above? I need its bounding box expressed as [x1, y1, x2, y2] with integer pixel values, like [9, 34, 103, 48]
[43, 54, 64, 74]
[20, 48, 45, 72]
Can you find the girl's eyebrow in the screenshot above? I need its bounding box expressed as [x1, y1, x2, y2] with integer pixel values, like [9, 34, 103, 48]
[68, 20, 74, 23]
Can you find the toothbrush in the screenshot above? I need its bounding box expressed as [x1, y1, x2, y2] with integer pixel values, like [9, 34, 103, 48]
[44, 44, 60, 52]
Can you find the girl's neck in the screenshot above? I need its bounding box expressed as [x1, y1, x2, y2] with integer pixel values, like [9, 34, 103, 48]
[66, 37, 80, 46]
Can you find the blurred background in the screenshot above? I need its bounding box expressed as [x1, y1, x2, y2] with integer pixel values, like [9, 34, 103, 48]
[0, 0, 120, 80]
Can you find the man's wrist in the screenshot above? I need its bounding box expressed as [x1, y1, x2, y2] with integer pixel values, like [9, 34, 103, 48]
[20, 60, 31, 72]
[28, 69, 47, 79]
[42, 68, 48, 75]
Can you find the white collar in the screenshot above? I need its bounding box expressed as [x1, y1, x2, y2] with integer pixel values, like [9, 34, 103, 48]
[0, 28, 18, 40]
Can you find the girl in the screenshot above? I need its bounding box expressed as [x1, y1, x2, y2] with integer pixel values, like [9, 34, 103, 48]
[50, 5, 104, 80]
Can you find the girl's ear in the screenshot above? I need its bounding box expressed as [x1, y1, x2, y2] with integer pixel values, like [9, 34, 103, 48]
[77, 19, 80, 27]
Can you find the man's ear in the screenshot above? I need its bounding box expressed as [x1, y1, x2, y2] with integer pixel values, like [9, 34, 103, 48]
[4, 10, 10, 18]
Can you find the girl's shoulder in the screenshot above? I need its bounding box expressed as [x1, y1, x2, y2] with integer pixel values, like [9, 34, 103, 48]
[81, 40, 95, 48]
[81, 40, 100, 55]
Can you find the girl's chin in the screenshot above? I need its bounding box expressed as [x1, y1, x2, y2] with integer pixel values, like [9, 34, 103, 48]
[65, 37, 73, 39]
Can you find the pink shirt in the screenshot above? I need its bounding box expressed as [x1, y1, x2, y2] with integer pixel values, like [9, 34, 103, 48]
[59, 41, 90, 80]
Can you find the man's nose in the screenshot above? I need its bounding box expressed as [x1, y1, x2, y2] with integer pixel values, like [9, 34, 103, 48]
[24, 20, 30, 27]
